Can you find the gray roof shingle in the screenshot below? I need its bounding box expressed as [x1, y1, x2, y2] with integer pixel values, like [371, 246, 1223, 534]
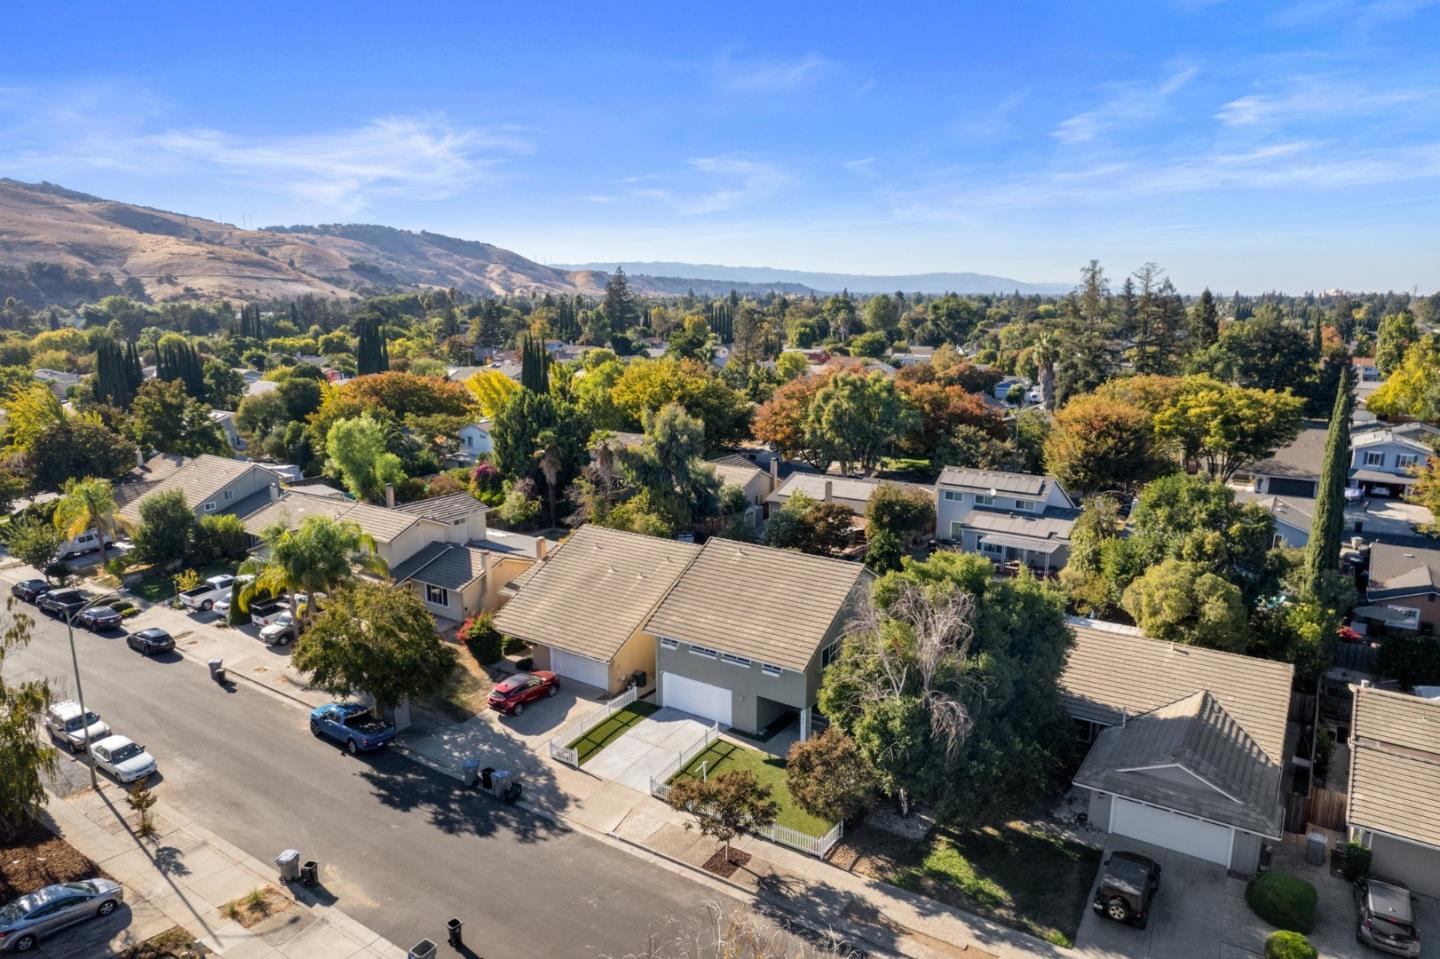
[937, 466, 1052, 497]
[390, 542, 489, 590]
[1348, 687, 1440, 849]
[116, 454, 262, 524]
[391, 492, 489, 522]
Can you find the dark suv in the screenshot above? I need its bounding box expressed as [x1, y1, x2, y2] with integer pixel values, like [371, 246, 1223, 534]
[1092, 851, 1162, 927]
[37, 588, 92, 619]
[1355, 878, 1421, 956]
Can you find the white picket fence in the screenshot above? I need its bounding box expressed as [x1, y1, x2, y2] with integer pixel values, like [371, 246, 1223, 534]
[755, 820, 845, 858]
[547, 686, 638, 768]
[647, 721, 721, 800]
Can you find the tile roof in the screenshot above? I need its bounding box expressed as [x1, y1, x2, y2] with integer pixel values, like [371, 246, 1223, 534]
[937, 466, 1052, 498]
[1062, 618, 1293, 761]
[390, 542, 489, 591]
[116, 454, 261, 524]
[1233, 491, 1315, 528]
[390, 492, 488, 522]
[493, 526, 700, 663]
[644, 538, 872, 672]
[768, 474, 928, 512]
[707, 454, 765, 489]
[236, 490, 422, 544]
[1348, 687, 1440, 849]
[1075, 690, 1283, 836]
[961, 509, 1077, 541]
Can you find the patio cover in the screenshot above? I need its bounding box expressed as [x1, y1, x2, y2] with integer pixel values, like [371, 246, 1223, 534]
[979, 532, 1064, 554]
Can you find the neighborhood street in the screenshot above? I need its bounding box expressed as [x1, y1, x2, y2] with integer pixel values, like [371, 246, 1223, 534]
[6, 603, 725, 958]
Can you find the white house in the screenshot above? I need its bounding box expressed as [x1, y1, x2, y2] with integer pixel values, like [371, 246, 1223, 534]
[451, 421, 494, 465]
[1349, 426, 1434, 496]
[934, 466, 1078, 573]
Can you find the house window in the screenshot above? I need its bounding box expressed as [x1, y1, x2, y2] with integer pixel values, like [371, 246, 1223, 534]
[761, 663, 783, 677]
[690, 644, 718, 659]
[1011, 499, 1036, 512]
[981, 541, 1004, 556]
[425, 584, 449, 606]
[974, 494, 994, 506]
[821, 643, 840, 668]
[203, 501, 216, 512]
[950, 521, 965, 539]
[722, 653, 752, 667]
[660, 637, 678, 650]
[1363, 451, 1385, 467]
[1396, 454, 1420, 469]
[942, 489, 964, 502]
[223, 489, 233, 501]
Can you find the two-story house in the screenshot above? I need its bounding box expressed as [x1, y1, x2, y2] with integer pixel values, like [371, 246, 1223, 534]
[934, 466, 1079, 574]
[1349, 425, 1435, 496]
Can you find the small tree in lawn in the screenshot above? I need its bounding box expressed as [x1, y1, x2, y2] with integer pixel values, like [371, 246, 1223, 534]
[6, 517, 62, 582]
[126, 775, 157, 838]
[786, 727, 877, 824]
[667, 770, 777, 865]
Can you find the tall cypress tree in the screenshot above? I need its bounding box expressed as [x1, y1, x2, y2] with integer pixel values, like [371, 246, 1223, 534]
[355, 316, 390, 375]
[1303, 364, 1355, 599]
[520, 335, 548, 393]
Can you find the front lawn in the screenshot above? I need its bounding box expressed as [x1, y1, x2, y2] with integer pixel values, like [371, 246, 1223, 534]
[569, 701, 659, 765]
[670, 739, 833, 838]
[846, 821, 1101, 947]
[124, 563, 234, 605]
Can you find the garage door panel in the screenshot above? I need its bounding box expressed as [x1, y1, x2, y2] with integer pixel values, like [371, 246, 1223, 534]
[1267, 478, 1317, 498]
[550, 649, 609, 689]
[1112, 798, 1233, 866]
[661, 672, 732, 726]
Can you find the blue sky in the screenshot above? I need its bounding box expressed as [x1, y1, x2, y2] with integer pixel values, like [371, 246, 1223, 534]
[3, 1, 1439, 292]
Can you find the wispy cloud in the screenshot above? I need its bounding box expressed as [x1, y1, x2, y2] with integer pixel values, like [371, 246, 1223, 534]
[1270, 0, 1437, 26]
[713, 49, 837, 93]
[1053, 64, 1199, 144]
[622, 154, 792, 215]
[844, 157, 877, 176]
[1217, 76, 1433, 126]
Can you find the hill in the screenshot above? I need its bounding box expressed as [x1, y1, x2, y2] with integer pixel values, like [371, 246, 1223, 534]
[557, 260, 1070, 295]
[0, 179, 615, 306]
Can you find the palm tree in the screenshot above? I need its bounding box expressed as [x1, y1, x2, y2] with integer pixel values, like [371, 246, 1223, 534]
[53, 477, 118, 561]
[238, 516, 386, 625]
[534, 429, 562, 529]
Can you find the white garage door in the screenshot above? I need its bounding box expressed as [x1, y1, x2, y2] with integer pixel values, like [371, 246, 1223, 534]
[661, 672, 732, 726]
[1112, 798, 1233, 866]
[549, 649, 609, 689]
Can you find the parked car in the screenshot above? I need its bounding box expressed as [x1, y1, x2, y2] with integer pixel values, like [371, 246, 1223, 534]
[43, 701, 110, 754]
[36, 589, 93, 619]
[211, 575, 253, 620]
[75, 605, 122, 631]
[249, 597, 290, 627]
[1091, 851, 1161, 928]
[87, 735, 156, 784]
[57, 529, 110, 560]
[1355, 878, 1421, 956]
[487, 671, 560, 716]
[179, 574, 236, 612]
[0, 879, 124, 953]
[10, 579, 51, 603]
[127, 628, 175, 656]
[259, 611, 300, 646]
[308, 703, 395, 754]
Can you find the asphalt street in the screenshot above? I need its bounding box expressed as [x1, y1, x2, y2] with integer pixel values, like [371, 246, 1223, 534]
[7, 604, 729, 958]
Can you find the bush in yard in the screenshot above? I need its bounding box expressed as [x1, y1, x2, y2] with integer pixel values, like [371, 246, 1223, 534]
[1341, 841, 1372, 881]
[786, 727, 876, 823]
[502, 633, 528, 655]
[667, 769, 778, 865]
[459, 614, 503, 665]
[1264, 930, 1317, 959]
[516, 655, 534, 671]
[1246, 871, 1317, 933]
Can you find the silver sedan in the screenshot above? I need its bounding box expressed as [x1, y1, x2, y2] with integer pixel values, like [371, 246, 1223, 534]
[0, 879, 123, 953]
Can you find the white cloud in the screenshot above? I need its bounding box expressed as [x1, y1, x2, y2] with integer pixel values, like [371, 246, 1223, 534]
[623, 155, 792, 215]
[1053, 64, 1200, 144]
[844, 157, 877, 176]
[1217, 77, 1433, 127]
[713, 50, 837, 93]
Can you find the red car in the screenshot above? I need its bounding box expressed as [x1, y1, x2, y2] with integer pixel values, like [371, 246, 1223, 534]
[487, 671, 560, 715]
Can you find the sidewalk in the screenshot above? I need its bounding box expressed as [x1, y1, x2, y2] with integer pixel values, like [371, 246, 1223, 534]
[42, 779, 402, 958]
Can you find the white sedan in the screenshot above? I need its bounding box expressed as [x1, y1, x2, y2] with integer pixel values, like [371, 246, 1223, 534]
[89, 735, 157, 784]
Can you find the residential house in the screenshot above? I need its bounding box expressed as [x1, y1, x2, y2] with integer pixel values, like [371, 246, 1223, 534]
[934, 466, 1078, 573]
[1347, 686, 1440, 896]
[33, 368, 83, 399]
[238, 490, 447, 570]
[387, 541, 534, 628]
[115, 453, 281, 527]
[1064, 618, 1293, 873]
[450, 420, 493, 466]
[1365, 543, 1440, 632]
[1243, 424, 1328, 498]
[767, 473, 932, 531]
[813, 354, 897, 378]
[707, 454, 774, 507]
[888, 345, 935, 367]
[1349, 427, 1432, 496]
[210, 410, 244, 451]
[1233, 491, 1314, 549]
[493, 526, 700, 695]
[1246, 421, 1434, 499]
[645, 538, 873, 738]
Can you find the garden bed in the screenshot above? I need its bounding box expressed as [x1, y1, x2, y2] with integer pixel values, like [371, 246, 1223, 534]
[0, 818, 107, 902]
[671, 739, 833, 838]
[220, 885, 292, 928]
[835, 819, 1101, 947]
[119, 925, 209, 958]
[569, 701, 659, 765]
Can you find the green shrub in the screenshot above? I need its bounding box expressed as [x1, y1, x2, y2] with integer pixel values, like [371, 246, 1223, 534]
[502, 634, 528, 655]
[1247, 871, 1318, 934]
[1264, 930, 1317, 959]
[1341, 841, 1372, 882]
[459, 614, 502, 665]
[516, 655, 534, 671]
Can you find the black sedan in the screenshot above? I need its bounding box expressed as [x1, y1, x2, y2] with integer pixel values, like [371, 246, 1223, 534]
[127, 628, 174, 655]
[76, 605, 123, 631]
[10, 578, 52, 602]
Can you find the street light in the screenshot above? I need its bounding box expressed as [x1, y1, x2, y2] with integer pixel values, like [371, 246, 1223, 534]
[63, 590, 121, 790]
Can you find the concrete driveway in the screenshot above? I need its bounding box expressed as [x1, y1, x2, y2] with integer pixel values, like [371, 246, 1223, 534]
[1075, 836, 1230, 959]
[585, 707, 717, 793]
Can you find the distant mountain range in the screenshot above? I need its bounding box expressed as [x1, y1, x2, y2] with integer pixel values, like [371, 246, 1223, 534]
[557, 261, 1071, 295]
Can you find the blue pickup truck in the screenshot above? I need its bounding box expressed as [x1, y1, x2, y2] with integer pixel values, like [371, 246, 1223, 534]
[308, 703, 395, 754]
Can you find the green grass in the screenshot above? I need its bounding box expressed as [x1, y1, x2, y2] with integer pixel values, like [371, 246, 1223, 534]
[859, 821, 1101, 947]
[670, 739, 834, 837]
[568, 701, 659, 765]
[125, 562, 233, 605]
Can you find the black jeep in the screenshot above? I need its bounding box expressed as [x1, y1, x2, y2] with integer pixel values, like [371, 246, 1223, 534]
[1092, 851, 1162, 927]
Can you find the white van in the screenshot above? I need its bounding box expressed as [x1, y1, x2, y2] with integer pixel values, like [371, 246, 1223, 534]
[59, 529, 111, 560]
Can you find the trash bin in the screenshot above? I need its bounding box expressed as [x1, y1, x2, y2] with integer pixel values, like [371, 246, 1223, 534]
[407, 939, 437, 959]
[480, 766, 495, 790]
[1305, 831, 1326, 865]
[208, 658, 226, 682]
[300, 860, 318, 887]
[275, 848, 300, 883]
[461, 758, 480, 787]
[632, 669, 647, 689]
[446, 918, 463, 947]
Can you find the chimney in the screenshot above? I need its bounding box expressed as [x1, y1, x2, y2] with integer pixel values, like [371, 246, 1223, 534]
[269, 482, 279, 502]
[823, 479, 833, 502]
[479, 550, 490, 577]
[384, 483, 395, 509]
[135, 449, 145, 469]
[769, 456, 779, 487]
[535, 538, 549, 560]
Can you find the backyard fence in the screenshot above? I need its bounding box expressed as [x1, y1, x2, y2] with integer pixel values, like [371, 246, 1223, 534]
[547, 686, 638, 768]
[647, 721, 721, 800]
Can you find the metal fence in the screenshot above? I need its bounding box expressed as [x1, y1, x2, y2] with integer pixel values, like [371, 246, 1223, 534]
[647, 721, 721, 800]
[546, 687, 638, 768]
